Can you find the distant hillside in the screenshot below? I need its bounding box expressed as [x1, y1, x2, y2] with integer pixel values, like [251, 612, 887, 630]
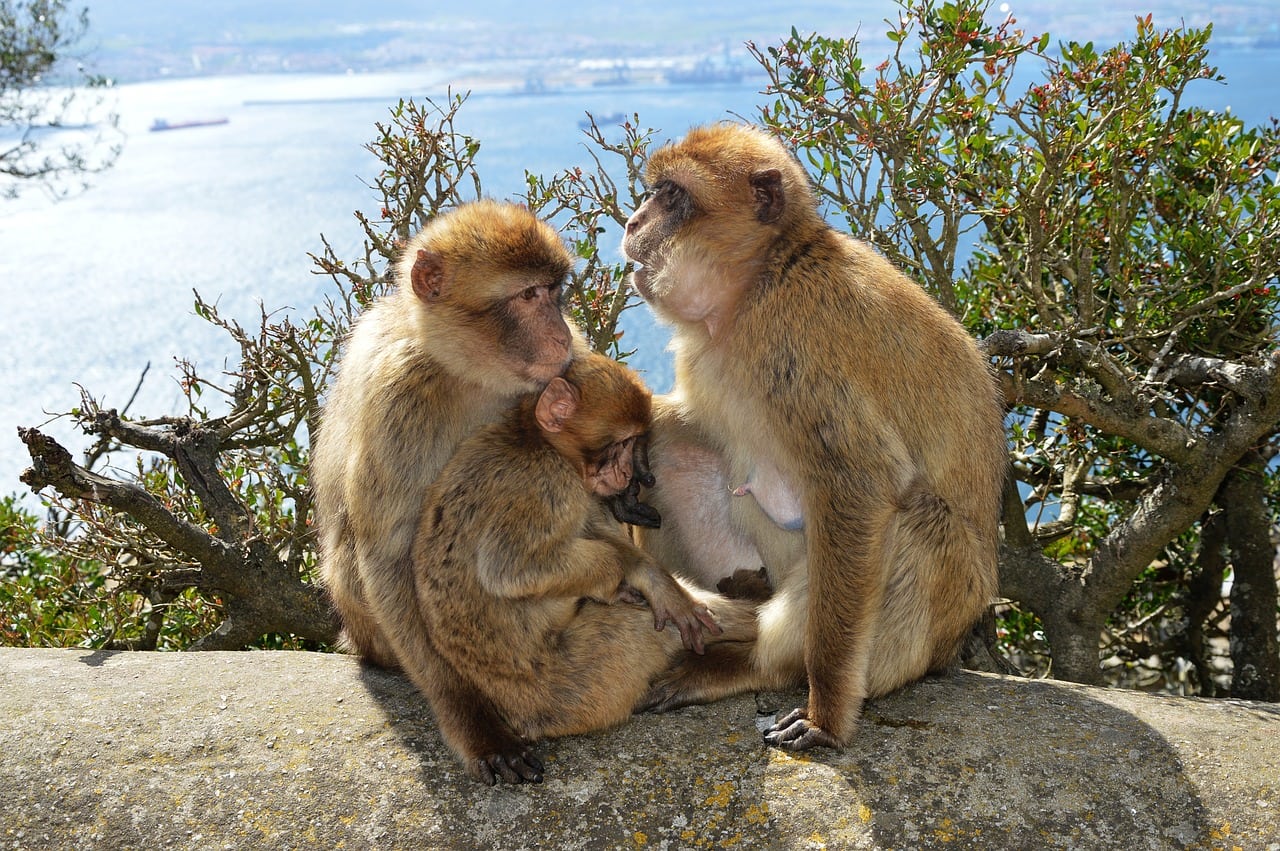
[84, 0, 1280, 83]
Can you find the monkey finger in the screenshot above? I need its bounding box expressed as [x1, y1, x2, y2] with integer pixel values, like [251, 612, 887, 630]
[672, 614, 707, 655]
[767, 706, 808, 731]
[633, 433, 656, 488]
[693, 604, 723, 636]
[651, 609, 702, 654]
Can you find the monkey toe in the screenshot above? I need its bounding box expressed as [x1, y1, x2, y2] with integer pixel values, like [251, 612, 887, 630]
[763, 707, 841, 751]
[473, 749, 545, 785]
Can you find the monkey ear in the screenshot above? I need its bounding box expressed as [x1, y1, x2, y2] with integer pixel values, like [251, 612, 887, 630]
[535, 377, 579, 433]
[750, 168, 785, 224]
[410, 249, 447, 302]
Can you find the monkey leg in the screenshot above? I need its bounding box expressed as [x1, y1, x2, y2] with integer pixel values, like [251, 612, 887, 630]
[505, 602, 687, 741]
[320, 536, 400, 668]
[637, 641, 763, 713]
[864, 487, 993, 698]
[415, 641, 546, 786]
[642, 572, 804, 712]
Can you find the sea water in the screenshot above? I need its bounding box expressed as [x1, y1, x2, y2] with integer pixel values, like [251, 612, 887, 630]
[0, 49, 1276, 497]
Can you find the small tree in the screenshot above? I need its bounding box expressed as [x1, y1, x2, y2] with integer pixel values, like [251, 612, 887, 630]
[1, 0, 121, 198]
[754, 0, 1279, 695]
[12, 1, 1278, 700]
[14, 94, 651, 650]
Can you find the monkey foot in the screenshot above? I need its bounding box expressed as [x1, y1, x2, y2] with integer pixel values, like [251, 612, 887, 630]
[470, 747, 545, 786]
[715, 566, 773, 602]
[635, 673, 699, 714]
[763, 707, 841, 751]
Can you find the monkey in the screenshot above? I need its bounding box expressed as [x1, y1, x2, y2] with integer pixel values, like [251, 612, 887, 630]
[413, 352, 759, 783]
[312, 200, 588, 782]
[620, 123, 1007, 751]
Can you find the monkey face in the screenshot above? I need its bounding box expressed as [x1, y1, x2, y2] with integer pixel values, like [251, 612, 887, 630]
[622, 180, 696, 300]
[489, 278, 574, 384]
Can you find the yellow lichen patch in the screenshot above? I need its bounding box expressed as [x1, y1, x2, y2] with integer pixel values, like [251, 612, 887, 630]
[632, 831, 647, 846]
[933, 817, 956, 842]
[744, 803, 769, 825]
[858, 804, 872, 824]
[704, 782, 734, 807]
[1209, 822, 1232, 840]
[724, 731, 742, 745]
[717, 833, 743, 847]
[767, 748, 811, 766]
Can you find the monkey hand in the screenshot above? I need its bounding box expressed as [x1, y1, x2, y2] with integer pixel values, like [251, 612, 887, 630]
[469, 746, 545, 786]
[648, 582, 722, 655]
[763, 707, 842, 752]
[605, 434, 661, 528]
[606, 478, 662, 528]
[715, 566, 773, 602]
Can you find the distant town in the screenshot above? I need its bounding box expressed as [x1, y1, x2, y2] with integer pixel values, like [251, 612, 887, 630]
[87, 0, 1280, 87]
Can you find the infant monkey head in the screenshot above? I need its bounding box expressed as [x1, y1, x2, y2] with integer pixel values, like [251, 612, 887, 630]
[530, 353, 652, 497]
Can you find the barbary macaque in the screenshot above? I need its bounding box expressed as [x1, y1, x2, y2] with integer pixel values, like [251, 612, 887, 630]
[622, 123, 1007, 751]
[414, 352, 758, 783]
[312, 201, 584, 779]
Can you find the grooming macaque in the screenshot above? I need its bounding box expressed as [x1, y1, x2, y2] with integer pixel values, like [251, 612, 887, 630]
[622, 124, 1006, 750]
[414, 353, 758, 782]
[312, 200, 583, 780]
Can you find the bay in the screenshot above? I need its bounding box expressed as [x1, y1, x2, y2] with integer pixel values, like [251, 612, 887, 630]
[1, 44, 1276, 498]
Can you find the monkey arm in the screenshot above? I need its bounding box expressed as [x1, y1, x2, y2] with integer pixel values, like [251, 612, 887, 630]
[770, 392, 909, 747]
[586, 513, 722, 654]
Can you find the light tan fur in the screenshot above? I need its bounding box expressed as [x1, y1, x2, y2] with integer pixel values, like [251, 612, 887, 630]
[311, 200, 584, 778]
[623, 124, 1006, 748]
[414, 354, 758, 779]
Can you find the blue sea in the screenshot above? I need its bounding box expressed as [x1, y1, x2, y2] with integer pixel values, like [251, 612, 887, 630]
[1, 47, 1277, 498]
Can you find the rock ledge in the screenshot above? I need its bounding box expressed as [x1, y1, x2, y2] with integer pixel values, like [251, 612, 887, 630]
[1, 648, 1276, 849]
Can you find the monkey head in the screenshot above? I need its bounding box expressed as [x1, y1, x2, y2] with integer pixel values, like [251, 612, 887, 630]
[533, 352, 652, 497]
[400, 200, 576, 389]
[622, 124, 818, 333]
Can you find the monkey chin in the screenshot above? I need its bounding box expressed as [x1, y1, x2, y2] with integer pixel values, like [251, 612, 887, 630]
[627, 265, 651, 300]
[521, 354, 574, 386]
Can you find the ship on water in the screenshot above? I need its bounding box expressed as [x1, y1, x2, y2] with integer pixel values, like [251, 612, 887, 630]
[149, 117, 230, 132]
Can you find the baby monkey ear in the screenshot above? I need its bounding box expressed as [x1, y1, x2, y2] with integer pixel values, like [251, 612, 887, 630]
[535, 377, 579, 433]
[410, 249, 448, 302]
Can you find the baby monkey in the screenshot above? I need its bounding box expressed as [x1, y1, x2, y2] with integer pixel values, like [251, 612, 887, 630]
[413, 353, 757, 784]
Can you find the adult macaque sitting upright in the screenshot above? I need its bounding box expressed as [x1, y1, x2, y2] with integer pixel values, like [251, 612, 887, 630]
[623, 123, 1007, 751]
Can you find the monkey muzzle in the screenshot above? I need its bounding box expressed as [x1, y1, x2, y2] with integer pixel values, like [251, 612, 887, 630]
[630, 264, 653, 300]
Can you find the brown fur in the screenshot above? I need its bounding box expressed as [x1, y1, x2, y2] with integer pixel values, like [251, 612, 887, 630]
[414, 353, 758, 778]
[311, 200, 581, 779]
[623, 124, 1006, 748]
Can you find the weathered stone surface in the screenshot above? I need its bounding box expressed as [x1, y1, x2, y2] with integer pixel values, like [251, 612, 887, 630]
[0, 647, 1276, 850]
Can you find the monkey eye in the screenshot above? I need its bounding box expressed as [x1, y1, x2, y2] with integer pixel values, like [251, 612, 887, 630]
[520, 286, 539, 301]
